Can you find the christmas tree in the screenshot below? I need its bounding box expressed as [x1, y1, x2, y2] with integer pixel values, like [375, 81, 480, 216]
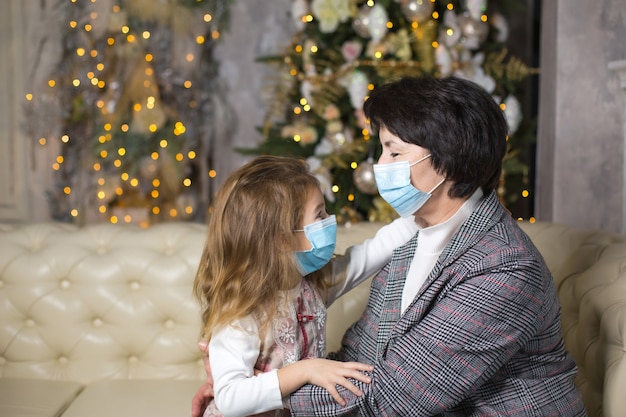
[25, 0, 232, 225]
[242, 0, 537, 224]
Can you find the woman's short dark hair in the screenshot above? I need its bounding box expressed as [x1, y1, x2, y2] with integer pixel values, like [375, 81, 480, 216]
[363, 76, 508, 198]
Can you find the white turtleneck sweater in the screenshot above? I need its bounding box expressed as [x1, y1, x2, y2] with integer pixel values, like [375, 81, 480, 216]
[401, 189, 483, 313]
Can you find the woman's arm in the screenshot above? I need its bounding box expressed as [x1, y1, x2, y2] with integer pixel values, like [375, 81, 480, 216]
[326, 216, 418, 304]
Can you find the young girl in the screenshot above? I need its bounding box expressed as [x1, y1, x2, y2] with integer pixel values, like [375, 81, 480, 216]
[193, 155, 417, 417]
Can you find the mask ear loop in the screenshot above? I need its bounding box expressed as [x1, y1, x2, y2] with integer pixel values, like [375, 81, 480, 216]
[408, 153, 444, 193]
[428, 177, 447, 194]
[409, 153, 432, 167]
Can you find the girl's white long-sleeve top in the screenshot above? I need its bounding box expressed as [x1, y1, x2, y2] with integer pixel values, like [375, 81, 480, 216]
[208, 216, 418, 417]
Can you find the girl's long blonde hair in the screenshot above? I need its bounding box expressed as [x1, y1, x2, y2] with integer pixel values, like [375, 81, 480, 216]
[193, 155, 331, 340]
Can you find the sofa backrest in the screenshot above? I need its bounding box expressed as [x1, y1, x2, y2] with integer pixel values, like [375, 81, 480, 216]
[0, 223, 207, 384]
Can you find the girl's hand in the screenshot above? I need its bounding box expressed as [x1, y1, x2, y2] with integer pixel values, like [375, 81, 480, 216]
[301, 358, 373, 406]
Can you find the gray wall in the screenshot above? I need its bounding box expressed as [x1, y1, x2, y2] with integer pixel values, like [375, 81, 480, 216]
[537, 0, 626, 233]
[211, 0, 293, 188]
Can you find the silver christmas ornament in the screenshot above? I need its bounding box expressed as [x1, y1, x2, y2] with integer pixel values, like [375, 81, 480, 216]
[400, 0, 435, 23]
[458, 13, 489, 49]
[353, 160, 378, 195]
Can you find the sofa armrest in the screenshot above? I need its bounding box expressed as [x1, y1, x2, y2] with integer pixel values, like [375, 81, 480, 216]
[576, 243, 626, 417]
[520, 222, 626, 417]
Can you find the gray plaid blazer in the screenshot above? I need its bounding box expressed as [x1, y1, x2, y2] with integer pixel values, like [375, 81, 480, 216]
[289, 191, 586, 416]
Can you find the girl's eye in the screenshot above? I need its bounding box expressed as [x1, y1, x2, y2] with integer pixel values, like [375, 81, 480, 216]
[390, 152, 399, 158]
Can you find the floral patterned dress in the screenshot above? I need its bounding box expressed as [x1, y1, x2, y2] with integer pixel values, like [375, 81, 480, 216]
[203, 279, 327, 417]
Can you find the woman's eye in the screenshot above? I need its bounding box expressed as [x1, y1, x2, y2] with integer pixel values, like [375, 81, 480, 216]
[390, 152, 399, 158]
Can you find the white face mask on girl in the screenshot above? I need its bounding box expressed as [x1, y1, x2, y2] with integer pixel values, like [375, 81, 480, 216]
[373, 154, 445, 217]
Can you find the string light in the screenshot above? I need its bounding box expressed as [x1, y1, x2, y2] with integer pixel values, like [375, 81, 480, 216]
[42, 0, 220, 225]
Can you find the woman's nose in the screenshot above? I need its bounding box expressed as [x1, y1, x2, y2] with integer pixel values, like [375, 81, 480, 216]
[377, 154, 390, 164]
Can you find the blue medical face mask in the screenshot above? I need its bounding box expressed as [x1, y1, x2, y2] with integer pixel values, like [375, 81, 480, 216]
[294, 215, 337, 276]
[373, 154, 445, 218]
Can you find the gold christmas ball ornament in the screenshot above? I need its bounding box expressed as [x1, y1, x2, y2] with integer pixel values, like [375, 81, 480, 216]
[353, 160, 378, 195]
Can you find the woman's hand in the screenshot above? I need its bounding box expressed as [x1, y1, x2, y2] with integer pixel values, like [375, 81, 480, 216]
[278, 358, 373, 406]
[191, 340, 214, 417]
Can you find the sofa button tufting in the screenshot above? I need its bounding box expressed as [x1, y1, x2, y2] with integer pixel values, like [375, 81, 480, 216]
[129, 281, 141, 291]
[60, 279, 71, 289]
[0, 357, 6, 365]
[164, 319, 175, 329]
[92, 318, 103, 327]
[58, 356, 68, 364]
[25, 318, 35, 327]
[128, 355, 138, 364]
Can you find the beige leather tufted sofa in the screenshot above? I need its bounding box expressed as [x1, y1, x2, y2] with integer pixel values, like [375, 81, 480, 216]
[0, 221, 624, 417]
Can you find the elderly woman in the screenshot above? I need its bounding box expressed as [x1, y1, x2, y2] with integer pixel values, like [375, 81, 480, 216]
[286, 76, 586, 416]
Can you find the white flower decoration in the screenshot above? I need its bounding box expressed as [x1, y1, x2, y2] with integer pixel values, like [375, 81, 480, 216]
[306, 156, 335, 202]
[367, 4, 389, 43]
[313, 138, 335, 156]
[490, 12, 509, 43]
[441, 10, 461, 48]
[503, 95, 522, 134]
[466, 0, 487, 20]
[455, 52, 495, 93]
[311, 0, 352, 33]
[339, 70, 370, 109]
[435, 44, 453, 76]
